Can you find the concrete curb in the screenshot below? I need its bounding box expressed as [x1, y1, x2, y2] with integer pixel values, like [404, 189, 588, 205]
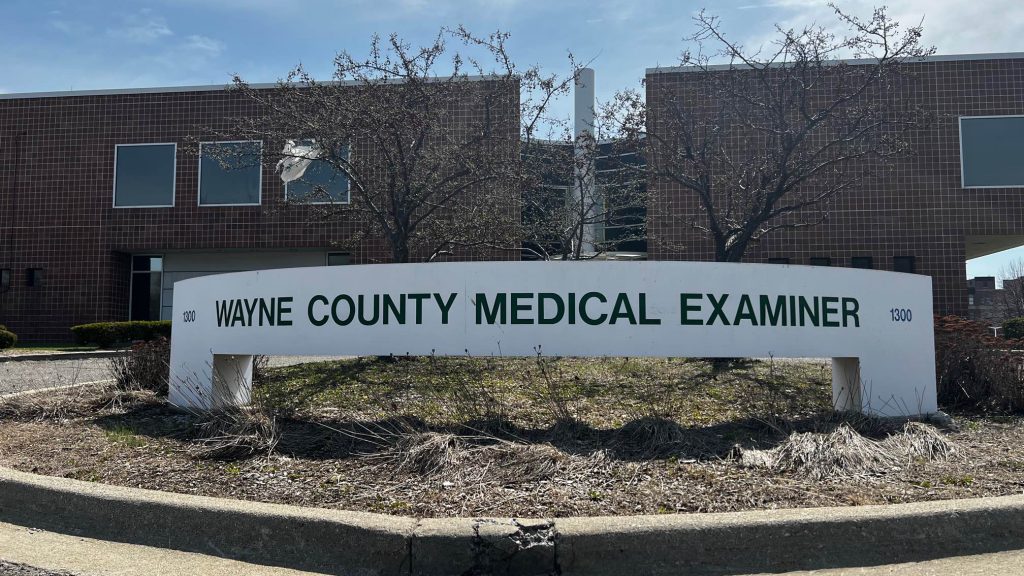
[1, 466, 1024, 575]
[0, 350, 126, 363]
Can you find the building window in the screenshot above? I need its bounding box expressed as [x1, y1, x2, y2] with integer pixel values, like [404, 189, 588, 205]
[113, 143, 176, 207]
[285, 143, 351, 204]
[326, 253, 351, 266]
[767, 257, 790, 264]
[893, 256, 916, 274]
[0, 269, 10, 292]
[960, 116, 1024, 188]
[26, 268, 43, 287]
[130, 255, 163, 321]
[809, 257, 832, 266]
[199, 141, 262, 206]
[851, 256, 873, 269]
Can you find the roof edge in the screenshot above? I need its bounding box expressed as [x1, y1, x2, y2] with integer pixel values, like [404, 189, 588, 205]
[0, 74, 503, 101]
[645, 52, 1024, 75]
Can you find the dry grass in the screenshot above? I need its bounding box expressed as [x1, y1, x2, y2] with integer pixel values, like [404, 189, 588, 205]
[734, 421, 955, 479]
[611, 417, 688, 458]
[371, 430, 566, 485]
[189, 405, 281, 460]
[889, 421, 955, 461]
[1, 358, 1003, 519]
[0, 384, 153, 422]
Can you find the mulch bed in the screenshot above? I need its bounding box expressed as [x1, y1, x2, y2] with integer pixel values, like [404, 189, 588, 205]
[2, 365, 1023, 518]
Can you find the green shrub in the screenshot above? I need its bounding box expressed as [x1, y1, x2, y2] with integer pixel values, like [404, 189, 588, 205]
[70, 321, 171, 348]
[1004, 317, 1024, 340]
[0, 329, 16, 350]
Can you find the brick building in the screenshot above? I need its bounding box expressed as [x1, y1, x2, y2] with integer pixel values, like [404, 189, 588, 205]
[3, 53, 1024, 342]
[646, 53, 1024, 318]
[0, 80, 518, 342]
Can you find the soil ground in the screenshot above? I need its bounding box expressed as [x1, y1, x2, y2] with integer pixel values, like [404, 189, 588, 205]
[0, 357, 1022, 518]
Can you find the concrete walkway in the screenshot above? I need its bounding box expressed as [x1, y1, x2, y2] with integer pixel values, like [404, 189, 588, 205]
[758, 550, 1024, 575]
[0, 521, 320, 576]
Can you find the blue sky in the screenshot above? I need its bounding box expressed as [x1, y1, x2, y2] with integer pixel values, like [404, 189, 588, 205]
[3, 0, 1023, 278]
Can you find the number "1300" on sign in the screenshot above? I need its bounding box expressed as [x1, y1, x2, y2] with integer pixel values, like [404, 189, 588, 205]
[890, 308, 912, 322]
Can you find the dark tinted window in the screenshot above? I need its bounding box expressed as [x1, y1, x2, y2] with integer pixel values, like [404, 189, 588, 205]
[960, 116, 1024, 187]
[26, 268, 43, 287]
[131, 256, 163, 272]
[286, 144, 350, 203]
[851, 256, 873, 269]
[809, 257, 832, 266]
[893, 256, 916, 274]
[767, 257, 790, 264]
[327, 253, 350, 266]
[0, 269, 9, 292]
[114, 144, 175, 207]
[199, 142, 262, 205]
[130, 256, 163, 321]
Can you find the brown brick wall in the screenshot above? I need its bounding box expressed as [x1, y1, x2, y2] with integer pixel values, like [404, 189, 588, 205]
[0, 85, 518, 342]
[646, 57, 1024, 318]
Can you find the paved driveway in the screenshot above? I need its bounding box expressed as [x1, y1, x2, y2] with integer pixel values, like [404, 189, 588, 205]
[0, 355, 352, 397]
[0, 359, 112, 396]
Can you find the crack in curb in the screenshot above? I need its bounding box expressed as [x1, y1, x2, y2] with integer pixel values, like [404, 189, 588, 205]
[462, 518, 558, 576]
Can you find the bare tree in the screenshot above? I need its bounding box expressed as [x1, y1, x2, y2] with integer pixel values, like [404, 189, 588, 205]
[607, 5, 934, 262]
[998, 259, 1024, 320]
[220, 28, 580, 263]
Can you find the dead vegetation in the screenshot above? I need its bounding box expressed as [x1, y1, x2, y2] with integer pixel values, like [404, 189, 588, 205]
[733, 421, 954, 479]
[0, 356, 1016, 518]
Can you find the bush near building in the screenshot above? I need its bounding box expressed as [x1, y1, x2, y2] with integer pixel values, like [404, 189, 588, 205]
[1003, 317, 1024, 340]
[70, 321, 171, 349]
[934, 315, 1024, 412]
[0, 325, 17, 350]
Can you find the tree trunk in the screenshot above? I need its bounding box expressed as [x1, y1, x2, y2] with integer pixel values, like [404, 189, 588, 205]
[392, 237, 411, 263]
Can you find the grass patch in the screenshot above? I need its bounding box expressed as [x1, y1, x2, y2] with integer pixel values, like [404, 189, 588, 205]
[255, 356, 831, 432]
[104, 425, 146, 448]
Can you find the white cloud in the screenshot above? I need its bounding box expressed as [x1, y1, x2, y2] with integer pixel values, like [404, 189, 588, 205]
[183, 35, 224, 55]
[738, 0, 1024, 56]
[49, 20, 73, 33]
[108, 12, 174, 43]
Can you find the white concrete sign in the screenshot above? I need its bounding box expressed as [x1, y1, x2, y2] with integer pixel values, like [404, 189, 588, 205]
[169, 261, 937, 417]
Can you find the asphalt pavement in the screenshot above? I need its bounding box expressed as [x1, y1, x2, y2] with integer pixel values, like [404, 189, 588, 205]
[0, 355, 352, 397]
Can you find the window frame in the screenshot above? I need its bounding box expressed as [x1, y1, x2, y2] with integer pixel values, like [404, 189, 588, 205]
[959, 115, 1024, 189]
[112, 142, 177, 209]
[198, 140, 264, 207]
[283, 142, 352, 205]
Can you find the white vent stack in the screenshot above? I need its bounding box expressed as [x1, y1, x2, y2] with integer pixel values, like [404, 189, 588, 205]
[573, 68, 600, 254]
